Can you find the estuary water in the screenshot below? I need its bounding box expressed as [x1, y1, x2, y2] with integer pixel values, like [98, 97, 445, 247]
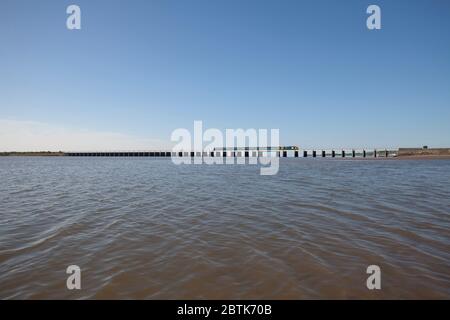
[0, 157, 449, 299]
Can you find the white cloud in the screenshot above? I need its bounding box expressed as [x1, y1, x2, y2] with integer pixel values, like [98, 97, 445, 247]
[0, 119, 173, 151]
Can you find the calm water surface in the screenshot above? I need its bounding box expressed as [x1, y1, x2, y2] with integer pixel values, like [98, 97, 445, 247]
[0, 157, 449, 299]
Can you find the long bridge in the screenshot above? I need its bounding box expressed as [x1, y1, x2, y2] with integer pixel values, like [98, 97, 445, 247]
[65, 148, 398, 158]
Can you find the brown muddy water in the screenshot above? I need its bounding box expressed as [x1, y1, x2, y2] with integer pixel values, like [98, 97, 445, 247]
[0, 157, 449, 299]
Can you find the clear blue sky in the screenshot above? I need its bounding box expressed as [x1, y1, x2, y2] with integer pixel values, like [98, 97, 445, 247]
[1, 0, 450, 150]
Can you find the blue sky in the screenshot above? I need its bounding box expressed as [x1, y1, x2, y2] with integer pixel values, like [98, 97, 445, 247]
[1, 0, 449, 150]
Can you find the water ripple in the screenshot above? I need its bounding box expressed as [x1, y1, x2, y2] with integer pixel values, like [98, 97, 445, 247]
[0, 157, 449, 299]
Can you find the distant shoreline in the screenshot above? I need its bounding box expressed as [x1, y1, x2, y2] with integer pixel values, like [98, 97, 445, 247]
[1, 150, 450, 160]
[393, 155, 450, 160]
[0, 151, 65, 156]
[341, 155, 450, 160]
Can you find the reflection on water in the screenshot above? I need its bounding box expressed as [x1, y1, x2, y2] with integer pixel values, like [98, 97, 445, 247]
[0, 157, 449, 299]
